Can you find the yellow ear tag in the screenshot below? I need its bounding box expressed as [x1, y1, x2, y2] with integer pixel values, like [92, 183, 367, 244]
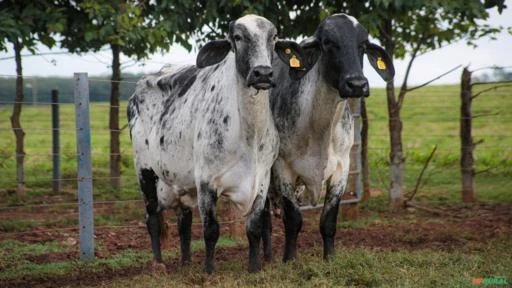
[289, 55, 300, 68]
[285, 48, 291, 54]
[377, 57, 386, 70]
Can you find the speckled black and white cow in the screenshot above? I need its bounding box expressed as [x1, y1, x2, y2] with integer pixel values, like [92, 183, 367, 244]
[127, 15, 304, 273]
[268, 14, 395, 261]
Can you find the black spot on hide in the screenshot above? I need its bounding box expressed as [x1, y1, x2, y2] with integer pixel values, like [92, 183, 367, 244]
[223, 115, 230, 125]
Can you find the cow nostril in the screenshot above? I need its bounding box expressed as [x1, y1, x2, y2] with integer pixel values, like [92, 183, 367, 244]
[268, 71, 273, 78]
[347, 79, 367, 89]
[254, 70, 261, 77]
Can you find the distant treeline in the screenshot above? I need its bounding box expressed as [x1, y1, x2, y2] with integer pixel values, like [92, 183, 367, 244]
[0, 73, 142, 103]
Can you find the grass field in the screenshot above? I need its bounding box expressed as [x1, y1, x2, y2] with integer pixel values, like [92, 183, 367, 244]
[0, 83, 511, 287]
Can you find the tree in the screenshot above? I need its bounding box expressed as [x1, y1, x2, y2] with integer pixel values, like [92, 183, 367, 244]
[0, 0, 65, 197]
[60, 0, 187, 189]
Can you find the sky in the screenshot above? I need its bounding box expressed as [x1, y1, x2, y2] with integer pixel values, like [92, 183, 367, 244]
[0, 5, 511, 88]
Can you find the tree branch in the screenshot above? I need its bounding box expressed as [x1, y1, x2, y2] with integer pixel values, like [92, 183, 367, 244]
[475, 168, 492, 175]
[472, 84, 512, 99]
[405, 65, 463, 93]
[473, 139, 484, 146]
[407, 145, 437, 202]
[472, 111, 500, 119]
[397, 37, 423, 109]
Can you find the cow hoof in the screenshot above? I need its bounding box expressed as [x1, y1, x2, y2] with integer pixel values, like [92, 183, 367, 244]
[152, 261, 167, 273]
[181, 259, 191, 267]
[248, 264, 261, 273]
[204, 264, 214, 274]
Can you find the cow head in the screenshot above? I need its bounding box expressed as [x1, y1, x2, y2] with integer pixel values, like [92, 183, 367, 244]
[196, 15, 304, 90]
[296, 14, 395, 98]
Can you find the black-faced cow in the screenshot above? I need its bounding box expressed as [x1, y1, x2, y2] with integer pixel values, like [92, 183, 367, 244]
[268, 14, 395, 261]
[127, 15, 304, 273]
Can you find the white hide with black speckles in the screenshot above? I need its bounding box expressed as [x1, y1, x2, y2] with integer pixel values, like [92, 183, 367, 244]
[128, 17, 280, 216]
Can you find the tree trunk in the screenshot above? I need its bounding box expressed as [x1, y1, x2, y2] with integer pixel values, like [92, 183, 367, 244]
[110, 44, 121, 189]
[381, 19, 404, 210]
[460, 67, 476, 202]
[361, 98, 370, 202]
[10, 41, 25, 197]
[387, 82, 404, 209]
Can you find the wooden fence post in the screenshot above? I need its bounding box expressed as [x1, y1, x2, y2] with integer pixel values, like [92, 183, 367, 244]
[74, 73, 95, 260]
[460, 67, 476, 202]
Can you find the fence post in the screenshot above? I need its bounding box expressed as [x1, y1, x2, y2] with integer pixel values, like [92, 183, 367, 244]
[51, 89, 60, 193]
[74, 73, 94, 260]
[460, 67, 476, 202]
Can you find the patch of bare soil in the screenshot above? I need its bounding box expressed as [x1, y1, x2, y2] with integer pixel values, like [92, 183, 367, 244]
[1, 203, 511, 288]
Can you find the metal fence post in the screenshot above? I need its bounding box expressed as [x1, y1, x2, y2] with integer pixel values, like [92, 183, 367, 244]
[51, 89, 60, 193]
[74, 73, 94, 260]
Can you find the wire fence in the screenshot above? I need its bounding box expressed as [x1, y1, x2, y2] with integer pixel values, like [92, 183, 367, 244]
[1, 74, 511, 241]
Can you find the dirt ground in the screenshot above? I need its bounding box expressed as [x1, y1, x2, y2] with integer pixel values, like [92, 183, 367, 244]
[1, 202, 511, 287]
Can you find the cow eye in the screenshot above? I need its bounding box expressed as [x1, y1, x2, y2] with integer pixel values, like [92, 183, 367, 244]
[272, 34, 278, 41]
[323, 39, 338, 48]
[233, 34, 242, 42]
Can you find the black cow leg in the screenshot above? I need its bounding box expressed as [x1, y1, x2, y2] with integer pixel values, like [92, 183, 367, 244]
[246, 194, 266, 273]
[261, 197, 272, 262]
[138, 169, 164, 265]
[282, 195, 302, 262]
[176, 206, 192, 266]
[198, 182, 219, 274]
[319, 192, 341, 260]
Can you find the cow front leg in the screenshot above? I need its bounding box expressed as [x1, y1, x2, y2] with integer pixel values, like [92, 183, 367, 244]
[176, 206, 192, 266]
[198, 182, 219, 274]
[246, 194, 267, 272]
[138, 169, 166, 270]
[261, 197, 272, 262]
[319, 179, 344, 260]
[282, 190, 302, 262]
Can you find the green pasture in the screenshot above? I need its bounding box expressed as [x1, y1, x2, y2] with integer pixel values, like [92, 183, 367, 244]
[0, 84, 510, 204]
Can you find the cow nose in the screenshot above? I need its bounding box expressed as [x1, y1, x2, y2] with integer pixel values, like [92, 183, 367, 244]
[253, 66, 273, 79]
[248, 65, 274, 90]
[340, 75, 369, 98]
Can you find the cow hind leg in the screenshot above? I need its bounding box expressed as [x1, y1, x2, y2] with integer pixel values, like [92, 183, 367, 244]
[198, 182, 219, 274]
[261, 197, 272, 262]
[319, 183, 343, 260]
[176, 206, 192, 266]
[139, 168, 165, 268]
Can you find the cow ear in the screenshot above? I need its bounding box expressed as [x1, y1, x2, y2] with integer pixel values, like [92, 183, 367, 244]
[196, 40, 232, 68]
[300, 37, 321, 69]
[365, 42, 395, 82]
[276, 37, 321, 80]
[275, 40, 306, 69]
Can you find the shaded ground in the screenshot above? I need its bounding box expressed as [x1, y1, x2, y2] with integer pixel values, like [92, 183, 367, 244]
[1, 202, 511, 287]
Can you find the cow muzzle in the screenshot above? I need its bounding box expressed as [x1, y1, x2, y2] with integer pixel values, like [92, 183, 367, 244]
[339, 75, 369, 98]
[247, 65, 275, 90]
